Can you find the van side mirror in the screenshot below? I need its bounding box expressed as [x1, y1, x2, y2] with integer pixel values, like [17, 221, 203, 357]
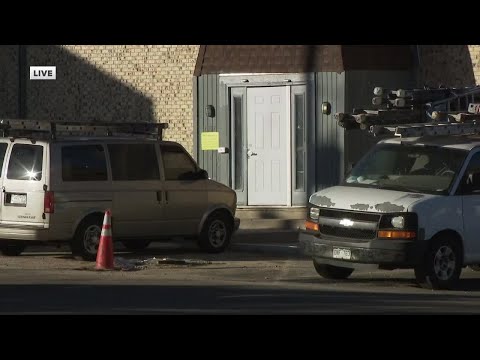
[198, 169, 209, 179]
[460, 171, 479, 195]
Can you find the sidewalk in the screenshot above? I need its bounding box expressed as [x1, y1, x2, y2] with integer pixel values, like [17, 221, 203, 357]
[230, 229, 305, 258]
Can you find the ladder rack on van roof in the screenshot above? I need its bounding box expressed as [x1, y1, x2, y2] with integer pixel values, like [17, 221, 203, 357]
[0, 119, 169, 140]
[335, 85, 480, 138]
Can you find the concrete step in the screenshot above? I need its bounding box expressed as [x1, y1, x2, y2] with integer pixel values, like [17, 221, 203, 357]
[236, 207, 307, 220]
[238, 218, 304, 231]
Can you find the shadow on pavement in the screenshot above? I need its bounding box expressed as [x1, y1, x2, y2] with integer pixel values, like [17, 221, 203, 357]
[18, 241, 303, 262]
[1, 283, 480, 314]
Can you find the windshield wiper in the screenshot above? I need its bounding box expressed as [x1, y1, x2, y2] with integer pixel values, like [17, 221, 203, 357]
[375, 184, 422, 193]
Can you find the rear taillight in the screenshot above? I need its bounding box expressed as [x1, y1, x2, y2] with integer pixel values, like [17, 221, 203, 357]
[44, 191, 54, 214]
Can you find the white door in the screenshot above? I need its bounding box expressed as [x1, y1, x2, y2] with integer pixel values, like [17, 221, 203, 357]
[2, 141, 47, 226]
[247, 87, 289, 205]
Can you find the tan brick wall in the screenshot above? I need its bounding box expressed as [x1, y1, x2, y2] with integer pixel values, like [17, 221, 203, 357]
[0, 46, 19, 118]
[26, 45, 200, 154]
[468, 45, 480, 84]
[418, 45, 478, 87]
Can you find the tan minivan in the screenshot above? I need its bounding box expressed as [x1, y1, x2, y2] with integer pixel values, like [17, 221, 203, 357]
[0, 120, 239, 260]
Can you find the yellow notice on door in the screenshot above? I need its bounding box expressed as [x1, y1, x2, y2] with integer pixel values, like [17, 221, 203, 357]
[201, 132, 219, 150]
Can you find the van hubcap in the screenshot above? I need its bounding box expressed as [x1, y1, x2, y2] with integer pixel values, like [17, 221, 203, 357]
[208, 220, 226, 247]
[84, 225, 101, 255]
[433, 245, 456, 281]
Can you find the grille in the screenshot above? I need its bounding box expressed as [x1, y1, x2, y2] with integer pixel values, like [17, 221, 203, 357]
[318, 209, 380, 240]
[319, 209, 381, 222]
[320, 225, 376, 240]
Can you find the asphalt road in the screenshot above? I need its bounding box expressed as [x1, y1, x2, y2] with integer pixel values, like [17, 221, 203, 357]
[2, 240, 480, 314]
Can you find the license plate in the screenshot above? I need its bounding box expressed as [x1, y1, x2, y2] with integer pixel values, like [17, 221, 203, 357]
[333, 248, 351, 260]
[11, 194, 27, 205]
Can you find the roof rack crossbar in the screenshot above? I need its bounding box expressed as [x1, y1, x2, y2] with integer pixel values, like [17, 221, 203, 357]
[0, 120, 169, 140]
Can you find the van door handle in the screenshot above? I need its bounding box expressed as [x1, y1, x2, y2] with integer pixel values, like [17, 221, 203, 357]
[165, 191, 169, 204]
[156, 191, 162, 203]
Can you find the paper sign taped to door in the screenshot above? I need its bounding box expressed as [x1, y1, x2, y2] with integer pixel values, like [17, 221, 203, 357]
[201, 132, 219, 150]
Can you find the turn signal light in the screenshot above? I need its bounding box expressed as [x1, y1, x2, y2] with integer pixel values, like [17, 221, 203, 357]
[305, 220, 319, 232]
[378, 230, 415, 239]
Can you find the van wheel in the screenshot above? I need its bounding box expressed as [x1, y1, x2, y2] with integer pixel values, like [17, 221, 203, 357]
[414, 237, 462, 290]
[121, 239, 151, 251]
[313, 260, 354, 279]
[71, 215, 103, 261]
[198, 212, 233, 253]
[0, 244, 26, 256]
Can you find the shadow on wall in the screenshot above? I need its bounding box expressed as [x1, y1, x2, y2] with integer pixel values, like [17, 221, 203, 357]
[0, 45, 155, 123]
[418, 45, 476, 87]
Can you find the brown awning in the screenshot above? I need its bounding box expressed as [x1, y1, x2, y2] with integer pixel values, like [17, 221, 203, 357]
[194, 45, 414, 76]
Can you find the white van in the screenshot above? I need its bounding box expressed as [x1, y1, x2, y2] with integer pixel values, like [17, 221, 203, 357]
[0, 120, 239, 260]
[300, 128, 480, 290]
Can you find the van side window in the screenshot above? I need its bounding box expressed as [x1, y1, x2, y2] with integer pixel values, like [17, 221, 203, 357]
[62, 145, 108, 181]
[0, 143, 8, 178]
[108, 144, 160, 181]
[7, 144, 43, 181]
[463, 152, 480, 194]
[161, 145, 197, 181]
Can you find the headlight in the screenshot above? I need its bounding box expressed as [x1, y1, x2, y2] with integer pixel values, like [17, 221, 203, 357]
[379, 213, 418, 230]
[391, 216, 404, 229]
[309, 207, 320, 220]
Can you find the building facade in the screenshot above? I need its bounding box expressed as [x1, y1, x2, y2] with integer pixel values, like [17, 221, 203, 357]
[1, 44, 479, 208]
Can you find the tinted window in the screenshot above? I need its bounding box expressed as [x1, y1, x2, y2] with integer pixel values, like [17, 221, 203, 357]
[62, 145, 108, 181]
[0, 143, 8, 178]
[108, 144, 160, 181]
[462, 152, 480, 194]
[161, 145, 197, 181]
[7, 144, 43, 181]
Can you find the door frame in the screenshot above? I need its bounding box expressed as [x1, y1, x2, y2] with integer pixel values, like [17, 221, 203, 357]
[222, 73, 314, 207]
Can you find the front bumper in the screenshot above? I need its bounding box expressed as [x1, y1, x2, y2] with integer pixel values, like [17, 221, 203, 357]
[298, 230, 426, 267]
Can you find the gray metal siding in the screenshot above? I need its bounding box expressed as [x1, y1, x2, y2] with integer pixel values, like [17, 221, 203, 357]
[343, 70, 416, 174]
[315, 72, 345, 191]
[195, 75, 229, 186]
[344, 70, 415, 112]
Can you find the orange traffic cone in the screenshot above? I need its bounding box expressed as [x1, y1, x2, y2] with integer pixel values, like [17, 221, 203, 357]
[95, 209, 114, 270]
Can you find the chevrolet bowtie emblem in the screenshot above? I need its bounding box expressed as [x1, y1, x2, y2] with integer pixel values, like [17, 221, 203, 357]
[339, 218, 354, 227]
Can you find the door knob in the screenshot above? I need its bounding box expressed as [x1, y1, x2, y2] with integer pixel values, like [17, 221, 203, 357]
[247, 150, 257, 157]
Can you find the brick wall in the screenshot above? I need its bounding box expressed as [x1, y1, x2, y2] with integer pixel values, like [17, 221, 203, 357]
[418, 45, 479, 87]
[1, 45, 200, 155]
[0, 46, 19, 118]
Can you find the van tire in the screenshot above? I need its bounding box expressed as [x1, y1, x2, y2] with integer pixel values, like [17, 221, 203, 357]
[0, 244, 26, 256]
[198, 211, 233, 253]
[313, 261, 354, 279]
[121, 239, 151, 251]
[71, 214, 104, 261]
[414, 236, 462, 290]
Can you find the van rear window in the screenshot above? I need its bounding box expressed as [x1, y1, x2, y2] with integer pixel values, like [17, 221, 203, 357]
[7, 144, 43, 181]
[62, 145, 108, 181]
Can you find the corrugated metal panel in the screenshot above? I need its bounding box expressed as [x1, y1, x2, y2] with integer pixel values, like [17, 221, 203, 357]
[315, 72, 346, 191]
[195, 74, 229, 186]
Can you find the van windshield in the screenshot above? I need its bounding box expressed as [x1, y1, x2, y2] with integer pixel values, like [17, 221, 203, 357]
[344, 144, 468, 194]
